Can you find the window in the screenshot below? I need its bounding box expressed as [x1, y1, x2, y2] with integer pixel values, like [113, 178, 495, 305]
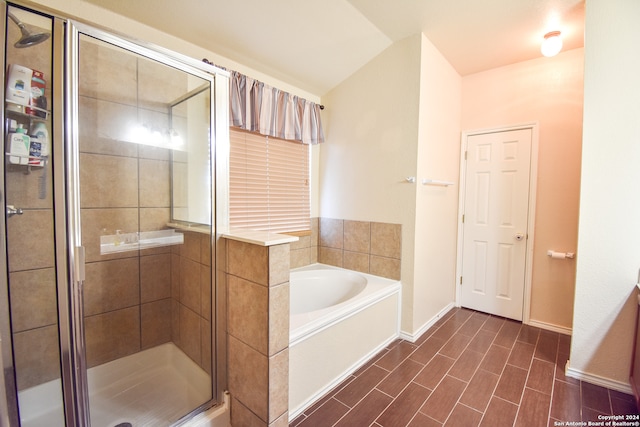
[229, 128, 310, 234]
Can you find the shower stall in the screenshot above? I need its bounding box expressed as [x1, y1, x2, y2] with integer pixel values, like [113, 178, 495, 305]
[0, 2, 229, 426]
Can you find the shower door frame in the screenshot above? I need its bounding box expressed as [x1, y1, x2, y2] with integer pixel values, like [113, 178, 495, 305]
[0, 1, 230, 423]
[0, 3, 75, 426]
[0, 7, 19, 427]
[65, 19, 229, 425]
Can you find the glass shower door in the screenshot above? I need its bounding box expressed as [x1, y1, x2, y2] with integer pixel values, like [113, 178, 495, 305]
[0, 4, 66, 427]
[69, 25, 216, 426]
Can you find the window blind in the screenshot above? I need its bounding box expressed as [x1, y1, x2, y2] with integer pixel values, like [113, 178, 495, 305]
[229, 128, 310, 234]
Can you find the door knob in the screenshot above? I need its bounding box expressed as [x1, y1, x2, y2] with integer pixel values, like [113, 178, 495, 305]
[515, 233, 525, 241]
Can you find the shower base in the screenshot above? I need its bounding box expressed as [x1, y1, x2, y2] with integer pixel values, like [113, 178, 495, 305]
[19, 343, 215, 427]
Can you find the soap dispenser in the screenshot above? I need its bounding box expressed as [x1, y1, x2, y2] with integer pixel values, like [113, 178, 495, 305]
[9, 124, 31, 165]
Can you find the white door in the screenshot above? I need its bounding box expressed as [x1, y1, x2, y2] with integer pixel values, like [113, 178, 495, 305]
[460, 128, 533, 321]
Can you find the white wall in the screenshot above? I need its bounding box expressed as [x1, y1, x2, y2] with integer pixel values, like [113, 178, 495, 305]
[413, 35, 462, 334]
[462, 48, 584, 332]
[569, 0, 640, 390]
[321, 34, 462, 336]
[320, 35, 422, 331]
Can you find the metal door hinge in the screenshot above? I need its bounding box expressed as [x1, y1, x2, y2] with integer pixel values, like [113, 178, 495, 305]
[460, 276, 463, 285]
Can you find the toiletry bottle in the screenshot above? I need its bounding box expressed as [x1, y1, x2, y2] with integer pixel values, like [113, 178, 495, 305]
[29, 122, 49, 166]
[26, 69, 46, 118]
[8, 124, 31, 165]
[6, 64, 32, 113]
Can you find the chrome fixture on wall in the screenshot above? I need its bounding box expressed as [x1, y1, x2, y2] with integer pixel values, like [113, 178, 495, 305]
[7, 11, 50, 48]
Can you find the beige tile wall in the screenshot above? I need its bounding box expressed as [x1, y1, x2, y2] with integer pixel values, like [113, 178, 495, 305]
[77, 39, 211, 372]
[226, 238, 290, 427]
[292, 217, 402, 280]
[171, 231, 213, 373]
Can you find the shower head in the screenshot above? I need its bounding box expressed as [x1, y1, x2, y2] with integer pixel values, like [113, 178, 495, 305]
[7, 11, 50, 48]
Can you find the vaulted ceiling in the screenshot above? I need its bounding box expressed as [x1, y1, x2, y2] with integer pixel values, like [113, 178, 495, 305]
[80, 0, 585, 95]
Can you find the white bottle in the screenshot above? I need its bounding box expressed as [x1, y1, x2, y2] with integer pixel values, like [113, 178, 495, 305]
[6, 64, 33, 112]
[9, 124, 30, 165]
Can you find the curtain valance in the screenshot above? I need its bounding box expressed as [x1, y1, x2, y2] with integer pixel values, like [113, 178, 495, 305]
[229, 70, 324, 145]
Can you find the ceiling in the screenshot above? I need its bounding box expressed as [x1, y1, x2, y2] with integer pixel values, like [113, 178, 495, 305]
[80, 0, 585, 96]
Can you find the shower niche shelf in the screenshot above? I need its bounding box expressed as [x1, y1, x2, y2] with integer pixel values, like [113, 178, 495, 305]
[5, 99, 50, 120]
[100, 229, 184, 255]
[4, 102, 51, 169]
[3, 153, 48, 168]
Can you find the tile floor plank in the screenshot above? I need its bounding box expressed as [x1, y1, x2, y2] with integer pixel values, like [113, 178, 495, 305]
[514, 388, 552, 427]
[376, 358, 424, 398]
[333, 389, 392, 427]
[333, 364, 389, 408]
[413, 354, 455, 390]
[376, 382, 432, 427]
[419, 375, 467, 423]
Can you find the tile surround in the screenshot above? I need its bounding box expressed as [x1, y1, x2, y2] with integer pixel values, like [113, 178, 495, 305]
[76, 37, 212, 376]
[141, 299, 172, 349]
[226, 238, 290, 427]
[85, 306, 141, 368]
[8, 268, 57, 333]
[172, 231, 213, 371]
[292, 217, 402, 280]
[12, 325, 61, 391]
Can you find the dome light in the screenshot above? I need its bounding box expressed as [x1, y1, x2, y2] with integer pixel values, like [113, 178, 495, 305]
[541, 31, 563, 57]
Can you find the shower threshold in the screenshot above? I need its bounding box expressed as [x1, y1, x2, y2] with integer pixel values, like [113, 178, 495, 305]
[18, 343, 212, 427]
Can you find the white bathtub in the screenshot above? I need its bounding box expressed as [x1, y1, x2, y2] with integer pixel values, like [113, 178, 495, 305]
[289, 264, 401, 420]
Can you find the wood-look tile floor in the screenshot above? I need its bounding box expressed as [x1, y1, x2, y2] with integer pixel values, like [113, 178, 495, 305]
[290, 308, 639, 427]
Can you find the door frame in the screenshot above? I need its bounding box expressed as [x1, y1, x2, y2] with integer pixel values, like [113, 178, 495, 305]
[455, 122, 539, 324]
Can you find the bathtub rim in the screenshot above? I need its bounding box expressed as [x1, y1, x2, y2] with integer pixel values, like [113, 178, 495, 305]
[289, 263, 401, 346]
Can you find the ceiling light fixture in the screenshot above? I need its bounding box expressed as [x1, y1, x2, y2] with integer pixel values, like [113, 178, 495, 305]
[541, 31, 563, 57]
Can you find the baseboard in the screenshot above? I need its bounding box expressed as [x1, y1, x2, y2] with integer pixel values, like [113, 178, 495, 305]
[399, 302, 456, 343]
[526, 319, 572, 336]
[565, 362, 633, 394]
